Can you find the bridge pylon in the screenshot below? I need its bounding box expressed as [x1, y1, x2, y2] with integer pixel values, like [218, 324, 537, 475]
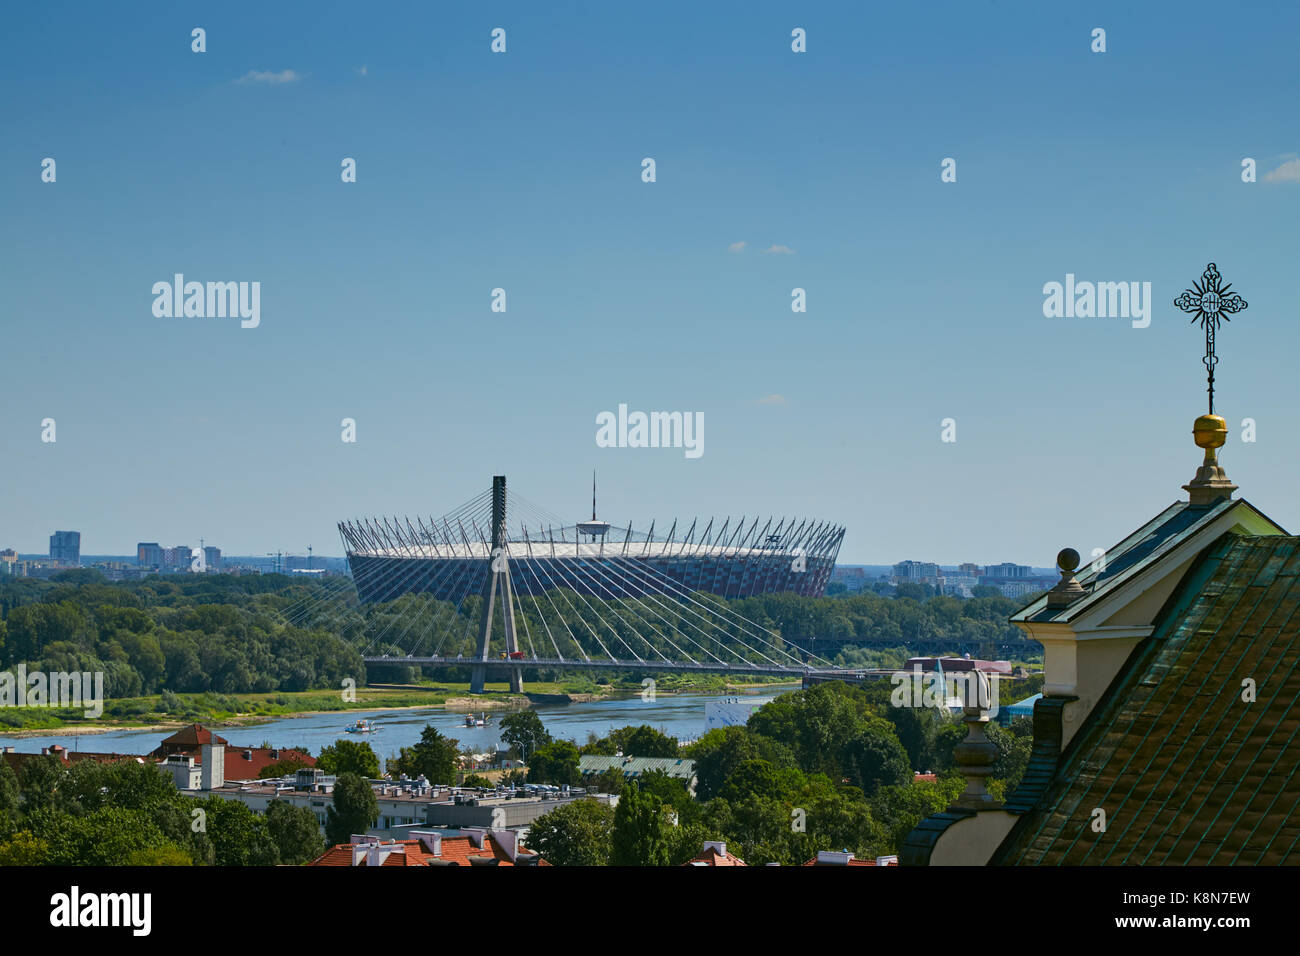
[471, 475, 522, 693]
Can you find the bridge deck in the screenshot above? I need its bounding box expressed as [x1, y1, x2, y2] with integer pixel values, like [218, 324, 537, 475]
[362, 655, 876, 680]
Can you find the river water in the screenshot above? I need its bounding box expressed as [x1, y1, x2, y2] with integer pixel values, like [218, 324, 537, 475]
[0, 688, 791, 764]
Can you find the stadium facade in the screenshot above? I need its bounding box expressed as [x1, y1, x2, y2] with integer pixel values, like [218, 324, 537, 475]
[338, 478, 844, 605]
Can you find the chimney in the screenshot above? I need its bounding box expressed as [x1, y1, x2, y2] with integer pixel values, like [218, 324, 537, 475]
[411, 830, 443, 858]
[365, 844, 397, 867]
[815, 850, 854, 865]
[702, 840, 727, 858]
[491, 828, 519, 861]
[200, 741, 225, 790]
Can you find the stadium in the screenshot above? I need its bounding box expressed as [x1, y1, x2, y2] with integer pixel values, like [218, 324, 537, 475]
[338, 476, 844, 605]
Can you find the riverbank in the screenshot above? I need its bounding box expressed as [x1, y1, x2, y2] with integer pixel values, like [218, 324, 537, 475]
[0, 688, 791, 761]
[0, 676, 796, 738]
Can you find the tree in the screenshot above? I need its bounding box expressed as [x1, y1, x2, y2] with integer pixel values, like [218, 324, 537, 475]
[387, 726, 460, 784]
[700, 793, 801, 866]
[879, 697, 936, 772]
[588, 767, 625, 795]
[986, 719, 1033, 797]
[194, 796, 280, 866]
[718, 759, 803, 804]
[527, 741, 581, 786]
[747, 682, 878, 778]
[317, 739, 380, 778]
[616, 725, 678, 758]
[525, 798, 614, 866]
[499, 710, 551, 760]
[0, 831, 48, 865]
[610, 783, 669, 866]
[799, 775, 890, 859]
[125, 845, 193, 866]
[64, 759, 177, 813]
[16, 755, 69, 814]
[870, 774, 966, 852]
[841, 720, 912, 796]
[266, 799, 326, 864]
[0, 761, 19, 817]
[686, 726, 795, 801]
[927, 720, 967, 772]
[27, 806, 179, 866]
[582, 724, 679, 758]
[634, 769, 697, 822]
[326, 772, 378, 846]
[894, 582, 932, 601]
[664, 819, 725, 866]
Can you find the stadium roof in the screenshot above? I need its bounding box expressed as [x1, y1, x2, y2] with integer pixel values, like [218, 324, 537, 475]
[343, 538, 810, 560]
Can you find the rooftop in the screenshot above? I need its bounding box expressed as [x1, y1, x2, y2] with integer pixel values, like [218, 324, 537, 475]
[578, 755, 696, 780]
[995, 534, 1300, 865]
[310, 831, 545, 867]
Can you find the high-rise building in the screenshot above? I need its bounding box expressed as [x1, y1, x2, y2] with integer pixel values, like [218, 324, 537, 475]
[0, 548, 17, 576]
[984, 562, 1031, 579]
[49, 530, 81, 567]
[202, 546, 221, 571]
[892, 560, 941, 582]
[137, 542, 164, 567]
[164, 546, 193, 571]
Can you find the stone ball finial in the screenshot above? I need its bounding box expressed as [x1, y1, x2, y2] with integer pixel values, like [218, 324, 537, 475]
[1046, 548, 1087, 610]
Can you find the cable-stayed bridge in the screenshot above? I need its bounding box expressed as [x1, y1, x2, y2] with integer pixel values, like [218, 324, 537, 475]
[315, 476, 850, 691]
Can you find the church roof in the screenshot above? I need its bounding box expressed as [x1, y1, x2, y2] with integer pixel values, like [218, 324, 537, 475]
[156, 724, 229, 749]
[995, 533, 1300, 865]
[1013, 498, 1286, 626]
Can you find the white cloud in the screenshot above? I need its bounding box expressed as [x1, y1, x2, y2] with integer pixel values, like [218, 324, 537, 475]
[728, 241, 746, 253]
[236, 69, 302, 85]
[763, 244, 795, 255]
[1264, 158, 1300, 183]
[755, 394, 787, 406]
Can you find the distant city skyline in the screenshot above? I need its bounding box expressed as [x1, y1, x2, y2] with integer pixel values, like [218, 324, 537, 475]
[6, 536, 1057, 573]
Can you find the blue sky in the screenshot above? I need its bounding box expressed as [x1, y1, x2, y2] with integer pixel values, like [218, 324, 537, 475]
[3, 1, 1300, 565]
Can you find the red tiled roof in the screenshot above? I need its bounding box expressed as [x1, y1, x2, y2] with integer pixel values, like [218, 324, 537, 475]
[145, 724, 315, 780]
[156, 724, 229, 750]
[2, 747, 140, 774]
[803, 854, 898, 866]
[310, 835, 546, 867]
[3, 730, 311, 782]
[685, 845, 747, 866]
[218, 746, 315, 782]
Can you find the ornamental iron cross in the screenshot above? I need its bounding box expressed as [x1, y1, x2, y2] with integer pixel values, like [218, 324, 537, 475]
[1174, 263, 1248, 414]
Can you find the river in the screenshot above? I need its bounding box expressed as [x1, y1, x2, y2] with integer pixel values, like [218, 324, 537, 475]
[0, 688, 792, 764]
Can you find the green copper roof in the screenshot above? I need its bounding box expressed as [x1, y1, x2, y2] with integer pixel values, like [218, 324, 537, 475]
[996, 533, 1300, 865]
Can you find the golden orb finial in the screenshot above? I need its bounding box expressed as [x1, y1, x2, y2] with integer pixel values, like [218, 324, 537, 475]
[1184, 413, 1236, 505]
[1192, 414, 1228, 451]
